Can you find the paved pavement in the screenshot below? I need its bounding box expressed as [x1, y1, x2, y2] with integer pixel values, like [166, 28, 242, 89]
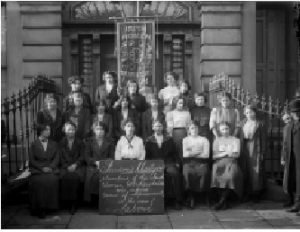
[2, 200, 300, 229]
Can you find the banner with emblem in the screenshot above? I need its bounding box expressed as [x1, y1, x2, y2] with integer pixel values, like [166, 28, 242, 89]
[117, 21, 155, 91]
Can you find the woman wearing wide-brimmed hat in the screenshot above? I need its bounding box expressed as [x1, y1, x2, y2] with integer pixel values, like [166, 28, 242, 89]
[64, 76, 92, 113]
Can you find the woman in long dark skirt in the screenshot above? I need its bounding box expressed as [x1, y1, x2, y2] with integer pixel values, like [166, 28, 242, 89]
[28, 124, 60, 218]
[37, 93, 63, 142]
[84, 121, 115, 203]
[60, 121, 85, 215]
[145, 119, 182, 210]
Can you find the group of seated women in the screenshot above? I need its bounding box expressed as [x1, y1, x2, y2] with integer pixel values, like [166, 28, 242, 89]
[29, 71, 264, 218]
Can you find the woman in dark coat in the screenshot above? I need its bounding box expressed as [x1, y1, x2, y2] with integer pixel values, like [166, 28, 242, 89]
[94, 71, 120, 115]
[28, 123, 60, 218]
[126, 80, 148, 136]
[84, 121, 115, 203]
[145, 119, 182, 210]
[37, 93, 63, 142]
[142, 95, 165, 141]
[113, 96, 138, 141]
[93, 99, 114, 139]
[60, 121, 85, 215]
[63, 92, 91, 140]
[63, 76, 93, 113]
[240, 104, 264, 203]
[282, 99, 300, 215]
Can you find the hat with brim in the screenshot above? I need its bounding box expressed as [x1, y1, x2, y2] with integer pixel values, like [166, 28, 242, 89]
[68, 76, 84, 85]
[289, 98, 300, 112]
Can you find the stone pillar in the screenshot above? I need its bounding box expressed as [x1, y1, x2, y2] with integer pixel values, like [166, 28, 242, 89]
[19, 1, 63, 94]
[200, 1, 243, 95]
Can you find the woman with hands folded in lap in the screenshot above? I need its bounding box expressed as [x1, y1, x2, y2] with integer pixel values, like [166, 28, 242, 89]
[211, 122, 243, 210]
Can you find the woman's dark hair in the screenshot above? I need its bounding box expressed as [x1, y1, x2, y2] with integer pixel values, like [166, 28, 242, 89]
[120, 96, 132, 109]
[62, 121, 76, 133]
[164, 71, 179, 83]
[194, 92, 207, 103]
[92, 121, 108, 134]
[121, 117, 136, 133]
[126, 80, 140, 95]
[36, 123, 51, 136]
[220, 92, 232, 100]
[152, 118, 166, 134]
[179, 79, 191, 91]
[94, 99, 107, 113]
[73, 92, 84, 100]
[172, 97, 187, 110]
[102, 71, 117, 82]
[44, 93, 59, 105]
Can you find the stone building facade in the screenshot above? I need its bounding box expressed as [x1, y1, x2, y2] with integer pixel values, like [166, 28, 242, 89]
[1, 1, 300, 104]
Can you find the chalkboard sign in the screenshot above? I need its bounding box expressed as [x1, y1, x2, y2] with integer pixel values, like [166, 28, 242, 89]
[99, 160, 164, 215]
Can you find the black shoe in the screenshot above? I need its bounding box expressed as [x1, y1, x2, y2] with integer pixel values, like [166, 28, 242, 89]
[221, 202, 228, 210]
[174, 202, 182, 210]
[70, 205, 76, 215]
[286, 205, 300, 213]
[38, 210, 46, 219]
[214, 198, 226, 211]
[283, 200, 294, 208]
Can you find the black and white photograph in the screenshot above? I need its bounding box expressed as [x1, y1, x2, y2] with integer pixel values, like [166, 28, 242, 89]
[1, 0, 300, 229]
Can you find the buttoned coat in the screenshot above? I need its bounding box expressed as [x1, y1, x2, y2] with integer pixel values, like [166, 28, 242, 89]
[282, 120, 300, 196]
[59, 137, 85, 182]
[84, 137, 115, 202]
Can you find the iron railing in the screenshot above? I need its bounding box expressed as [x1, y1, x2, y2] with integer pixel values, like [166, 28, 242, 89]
[1, 75, 57, 182]
[208, 73, 289, 185]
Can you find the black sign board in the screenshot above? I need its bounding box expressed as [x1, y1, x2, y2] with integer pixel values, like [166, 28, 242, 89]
[99, 160, 164, 215]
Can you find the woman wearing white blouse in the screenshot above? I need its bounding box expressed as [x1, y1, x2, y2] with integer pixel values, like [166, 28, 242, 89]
[158, 72, 180, 115]
[115, 118, 145, 160]
[167, 97, 191, 169]
[182, 122, 210, 209]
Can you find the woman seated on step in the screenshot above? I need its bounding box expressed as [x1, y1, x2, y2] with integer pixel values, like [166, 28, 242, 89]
[211, 122, 243, 210]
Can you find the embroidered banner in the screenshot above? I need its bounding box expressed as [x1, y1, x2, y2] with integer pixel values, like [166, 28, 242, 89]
[117, 21, 155, 89]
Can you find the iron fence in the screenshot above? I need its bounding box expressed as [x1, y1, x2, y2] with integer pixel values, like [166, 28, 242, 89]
[1, 75, 57, 182]
[208, 73, 289, 185]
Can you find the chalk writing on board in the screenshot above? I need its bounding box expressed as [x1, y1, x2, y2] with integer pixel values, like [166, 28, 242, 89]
[99, 160, 164, 215]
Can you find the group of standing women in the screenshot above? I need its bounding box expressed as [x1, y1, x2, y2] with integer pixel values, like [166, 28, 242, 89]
[29, 71, 266, 218]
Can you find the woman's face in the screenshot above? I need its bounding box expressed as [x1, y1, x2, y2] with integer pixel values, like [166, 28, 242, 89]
[74, 96, 83, 107]
[245, 108, 256, 120]
[189, 124, 199, 137]
[220, 97, 231, 108]
[282, 113, 291, 124]
[41, 126, 51, 138]
[180, 83, 188, 93]
[125, 122, 135, 136]
[153, 121, 163, 134]
[65, 124, 76, 138]
[121, 98, 128, 108]
[47, 98, 57, 110]
[219, 124, 230, 137]
[71, 80, 81, 92]
[166, 75, 174, 86]
[94, 125, 105, 138]
[128, 83, 137, 95]
[195, 96, 205, 107]
[97, 103, 106, 114]
[150, 98, 158, 110]
[176, 99, 184, 110]
[105, 75, 114, 85]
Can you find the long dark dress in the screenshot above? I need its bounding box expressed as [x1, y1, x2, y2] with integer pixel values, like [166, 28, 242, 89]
[64, 91, 93, 113]
[94, 84, 119, 115]
[191, 106, 212, 141]
[63, 107, 91, 140]
[145, 135, 182, 201]
[282, 120, 300, 203]
[142, 109, 165, 141]
[113, 108, 138, 141]
[128, 93, 148, 136]
[60, 137, 85, 202]
[84, 137, 115, 202]
[28, 139, 60, 211]
[37, 109, 63, 142]
[211, 136, 243, 199]
[240, 119, 264, 194]
[92, 113, 114, 139]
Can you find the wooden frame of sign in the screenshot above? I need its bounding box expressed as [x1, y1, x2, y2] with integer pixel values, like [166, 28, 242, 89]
[117, 21, 156, 90]
[99, 160, 164, 215]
